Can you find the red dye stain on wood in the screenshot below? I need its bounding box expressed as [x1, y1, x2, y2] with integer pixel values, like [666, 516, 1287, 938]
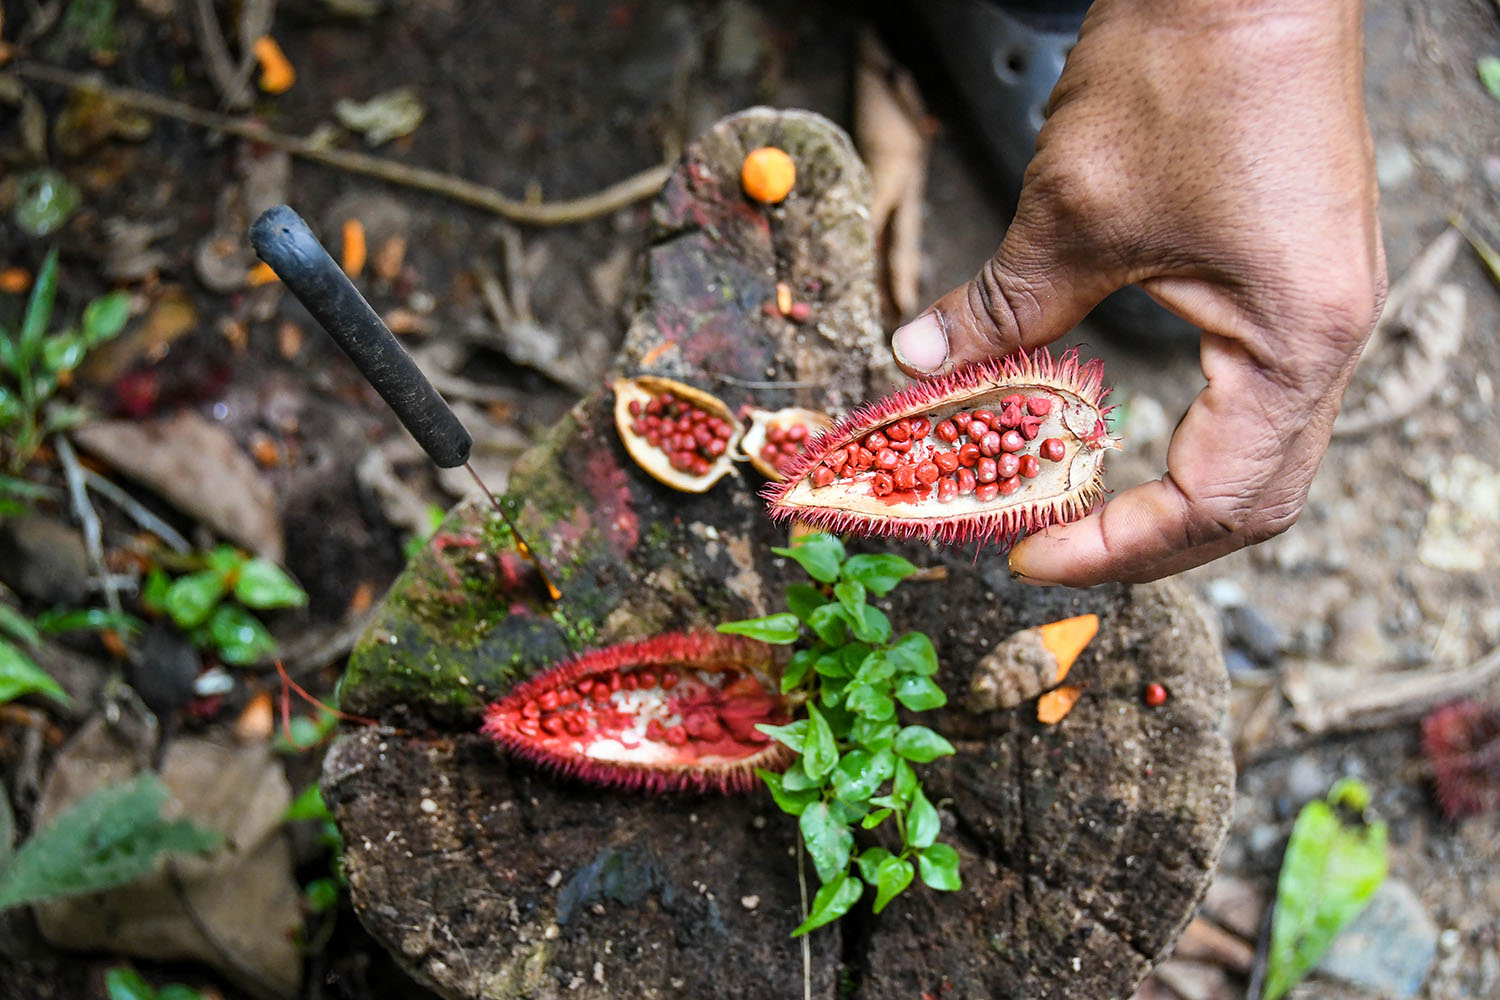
[482, 633, 791, 794]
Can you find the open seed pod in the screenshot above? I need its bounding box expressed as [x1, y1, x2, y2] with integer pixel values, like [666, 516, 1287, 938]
[613, 375, 743, 492]
[482, 633, 791, 794]
[741, 406, 835, 481]
[766, 349, 1116, 546]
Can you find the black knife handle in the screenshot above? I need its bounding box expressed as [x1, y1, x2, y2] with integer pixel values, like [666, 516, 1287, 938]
[249, 205, 472, 468]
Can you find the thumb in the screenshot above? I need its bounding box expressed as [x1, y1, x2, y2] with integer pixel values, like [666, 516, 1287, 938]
[890, 205, 1117, 377]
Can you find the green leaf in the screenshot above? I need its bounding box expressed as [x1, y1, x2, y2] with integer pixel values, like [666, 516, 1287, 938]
[757, 719, 808, 754]
[0, 773, 221, 911]
[303, 875, 342, 913]
[40, 333, 86, 375]
[1480, 54, 1500, 102]
[854, 649, 894, 685]
[806, 603, 849, 646]
[283, 785, 334, 823]
[886, 632, 939, 676]
[840, 553, 917, 595]
[233, 559, 308, 609]
[848, 714, 898, 752]
[41, 404, 88, 436]
[832, 748, 895, 803]
[781, 648, 817, 692]
[799, 803, 854, 884]
[1262, 781, 1388, 1000]
[894, 725, 956, 763]
[758, 768, 819, 816]
[791, 871, 862, 937]
[905, 787, 941, 850]
[205, 545, 245, 575]
[895, 674, 947, 711]
[273, 710, 338, 753]
[141, 566, 170, 613]
[833, 580, 866, 619]
[156, 986, 207, 1000]
[844, 682, 895, 721]
[785, 584, 827, 624]
[82, 292, 131, 346]
[813, 651, 850, 679]
[164, 570, 229, 629]
[35, 608, 142, 637]
[819, 675, 848, 709]
[918, 843, 962, 891]
[207, 604, 276, 665]
[872, 855, 915, 913]
[717, 613, 801, 645]
[779, 760, 819, 792]
[860, 808, 892, 830]
[848, 604, 891, 644]
[803, 704, 839, 781]
[104, 967, 155, 1000]
[857, 846, 893, 884]
[893, 759, 918, 805]
[772, 533, 844, 583]
[18, 248, 59, 356]
[0, 638, 70, 706]
[0, 603, 42, 649]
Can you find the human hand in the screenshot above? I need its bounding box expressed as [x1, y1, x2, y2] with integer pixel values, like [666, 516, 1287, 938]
[891, 0, 1386, 585]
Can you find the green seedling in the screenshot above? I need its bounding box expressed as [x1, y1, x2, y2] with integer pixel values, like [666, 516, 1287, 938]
[1, 247, 130, 471]
[0, 601, 141, 708]
[103, 967, 207, 1000]
[143, 545, 308, 666]
[719, 532, 961, 936]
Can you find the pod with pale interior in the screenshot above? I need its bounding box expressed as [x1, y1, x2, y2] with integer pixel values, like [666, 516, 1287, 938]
[765, 348, 1116, 546]
[613, 376, 743, 492]
[740, 406, 835, 481]
[482, 632, 791, 794]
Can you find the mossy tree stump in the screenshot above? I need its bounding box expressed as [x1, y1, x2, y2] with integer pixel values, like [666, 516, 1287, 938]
[322, 108, 1233, 1000]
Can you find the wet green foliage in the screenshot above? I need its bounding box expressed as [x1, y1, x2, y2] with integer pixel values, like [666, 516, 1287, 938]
[143, 545, 307, 666]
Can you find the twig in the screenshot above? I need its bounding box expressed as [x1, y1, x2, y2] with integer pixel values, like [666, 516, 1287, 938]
[82, 469, 192, 553]
[14, 61, 672, 227]
[54, 435, 122, 614]
[1289, 645, 1500, 736]
[797, 832, 811, 1000]
[190, 0, 249, 111]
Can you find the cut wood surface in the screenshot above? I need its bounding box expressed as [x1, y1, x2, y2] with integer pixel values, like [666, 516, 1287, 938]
[322, 108, 1233, 1000]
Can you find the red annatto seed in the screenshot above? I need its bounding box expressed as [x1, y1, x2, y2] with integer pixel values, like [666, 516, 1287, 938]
[788, 424, 808, 442]
[788, 302, 811, 322]
[622, 672, 638, 690]
[539, 690, 560, 711]
[645, 719, 666, 741]
[937, 477, 958, 502]
[812, 465, 835, 488]
[522, 701, 541, 718]
[517, 718, 540, 736]
[577, 680, 594, 697]
[768, 425, 786, 444]
[935, 420, 959, 442]
[694, 426, 714, 447]
[1019, 454, 1041, 478]
[632, 419, 647, 435]
[999, 401, 1023, 428]
[542, 716, 565, 735]
[609, 673, 623, 692]
[888, 439, 913, 452]
[645, 430, 661, 447]
[885, 421, 910, 442]
[872, 472, 895, 496]
[866, 431, 889, 451]
[780, 441, 799, 455]
[998, 452, 1020, 479]
[646, 397, 663, 415]
[894, 465, 918, 491]
[853, 447, 874, 470]
[973, 409, 995, 427]
[565, 716, 587, 736]
[1001, 394, 1023, 409]
[707, 438, 727, 457]
[876, 449, 900, 470]
[1020, 414, 1043, 440]
[691, 409, 709, 423]
[909, 418, 931, 438]
[967, 420, 989, 441]
[714, 421, 733, 440]
[958, 442, 981, 467]
[637, 671, 657, 689]
[975, 482, 999, 502]
[665, 725, 688, 746]
[691, 457, 711, 476]
[1000, 430, 1025, 452]
[999, 475, 1021, 495]
[829, 447, 849, 470]
[1027, 396, 1053, 416]
[628, 400, 643, 417]
[979, 430, 1003, 457]
[761, 444, 778, 462]
[935, 450, 960, 474]
[956, 467, 976, 494]
[1040, 437, 1066, 462]
[661, 671, 679, 690]
[1144, 683, 1168, 707]
[976, 457, 998, 483]
[916, 461, 940, 485]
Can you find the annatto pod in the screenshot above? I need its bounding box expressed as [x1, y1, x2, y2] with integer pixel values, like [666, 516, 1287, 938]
[740, 406, 835, 482]
[482, 633, 791, 794]
[765, 348, 1115, 546]
[613, 376, 743, 492]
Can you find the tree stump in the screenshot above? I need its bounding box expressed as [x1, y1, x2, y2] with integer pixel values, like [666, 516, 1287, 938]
[321, 108, 1233, 1000]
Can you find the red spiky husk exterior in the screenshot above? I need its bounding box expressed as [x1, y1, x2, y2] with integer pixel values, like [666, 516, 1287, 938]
[764, 348, 1116, 548]
[481, 632, 790, 795]
[1421, 700, 1500, 820]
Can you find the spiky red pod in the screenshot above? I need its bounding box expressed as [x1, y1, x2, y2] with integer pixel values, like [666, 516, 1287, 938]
[765, 348, 1116, 547]
[482, 633, 791, 795]
[1421, 700, 1500, 820]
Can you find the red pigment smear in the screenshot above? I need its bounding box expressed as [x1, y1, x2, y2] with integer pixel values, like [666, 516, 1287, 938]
[482, 633, 790, 794]
[583, 449, 639, 559]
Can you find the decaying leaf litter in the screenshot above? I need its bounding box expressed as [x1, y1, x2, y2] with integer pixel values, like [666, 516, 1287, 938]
[3, 0, 1500, 999]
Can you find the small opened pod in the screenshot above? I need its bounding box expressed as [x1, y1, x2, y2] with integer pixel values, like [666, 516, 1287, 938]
[767, 349, 1116, 546]
[741, 407, 835, 481]
[482, 633, 791, 794]
[613, 376, 743, 492]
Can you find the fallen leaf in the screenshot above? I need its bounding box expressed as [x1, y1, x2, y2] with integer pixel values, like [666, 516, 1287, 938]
[335, 87, 425, 146]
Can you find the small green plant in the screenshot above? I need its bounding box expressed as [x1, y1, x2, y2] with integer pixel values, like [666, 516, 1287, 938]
[103, 967, 207, 1000]
[0, 772, 221, 911]
[0, 247, 130, 471]
[1262, 777, 1389, 1000]
[284, 785, 346, 916]
[0, 601, 141, 708]
[143, 545, 308, 666]
[719, 533, 960, 936]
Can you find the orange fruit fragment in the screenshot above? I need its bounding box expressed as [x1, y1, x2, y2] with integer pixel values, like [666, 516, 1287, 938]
[741, 146, 796, 204]
[1036, 613, 1099, 683]
[1037, 684, 1084, 725]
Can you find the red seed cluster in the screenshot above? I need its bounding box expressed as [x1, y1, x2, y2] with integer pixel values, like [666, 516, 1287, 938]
[759, 420, 812, 474]
[511, 667, 683, 740]
[808, 393, 1068, 502]
[627, 392, 734, 476]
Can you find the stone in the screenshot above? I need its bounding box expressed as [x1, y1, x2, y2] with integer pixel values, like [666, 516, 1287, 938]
[1316, 878, 1438, 997]
[0, 516, 91, 606]
[1375, 140, 1415, 190]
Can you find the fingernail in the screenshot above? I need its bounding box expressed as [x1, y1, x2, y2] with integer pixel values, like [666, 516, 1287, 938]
[1007, 549, 1057, 587]
[892, 313, 948, 373]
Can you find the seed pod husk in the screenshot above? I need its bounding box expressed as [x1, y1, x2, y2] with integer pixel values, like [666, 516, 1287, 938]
[613, 376, 742, 493]
[741, 406, 835, 482]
